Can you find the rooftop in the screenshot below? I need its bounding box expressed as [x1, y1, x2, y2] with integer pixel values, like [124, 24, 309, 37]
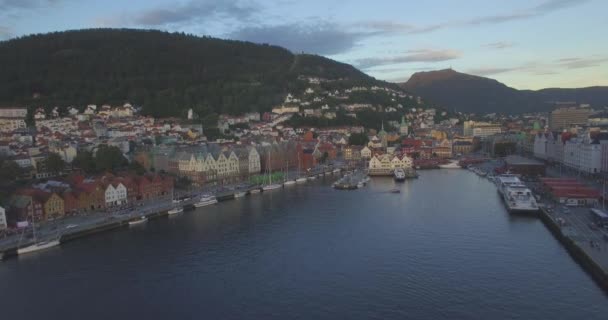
[505, 155, 544, 166]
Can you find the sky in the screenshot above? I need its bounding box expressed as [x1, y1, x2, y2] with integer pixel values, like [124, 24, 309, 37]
[1, 0, 607, 90]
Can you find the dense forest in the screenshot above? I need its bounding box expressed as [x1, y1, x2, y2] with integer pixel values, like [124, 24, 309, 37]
[0, 29, 387, 117]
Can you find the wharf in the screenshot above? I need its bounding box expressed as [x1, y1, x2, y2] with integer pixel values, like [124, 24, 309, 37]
[538, 206, 608, 292]
[0, 171, 344, 261]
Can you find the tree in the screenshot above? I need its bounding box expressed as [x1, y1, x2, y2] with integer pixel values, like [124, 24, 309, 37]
[0, 158, 21, 182]
[46, 152, 65, 174]
[175, 176, 192, 190]
[95, 145, 128, 172]
[348, 133, 369, 146]
[72, 150, 96, 173]
[128, 161, 146, 176]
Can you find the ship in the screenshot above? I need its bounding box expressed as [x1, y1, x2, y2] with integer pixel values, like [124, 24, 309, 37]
[495, 174, 539, 213]
[394, 168, 406, 182]
[194, 195, 218, 207]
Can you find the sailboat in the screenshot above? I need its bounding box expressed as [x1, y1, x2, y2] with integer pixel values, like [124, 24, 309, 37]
[17, 216, 60, 255]
[283, 158, 296, 186]
[262, 149, 282, 191]
[168, 189, 184, 215]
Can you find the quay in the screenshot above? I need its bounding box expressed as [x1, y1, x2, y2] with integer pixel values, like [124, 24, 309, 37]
[0, 167, 344, 261]
[538, 206, 608, 293]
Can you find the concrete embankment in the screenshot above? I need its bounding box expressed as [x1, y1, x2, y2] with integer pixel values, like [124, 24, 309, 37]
[0, 172, 341, 261]
[538, 207, 608, 293]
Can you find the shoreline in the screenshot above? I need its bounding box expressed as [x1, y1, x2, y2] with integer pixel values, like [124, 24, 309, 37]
[0, 169, 342, 261]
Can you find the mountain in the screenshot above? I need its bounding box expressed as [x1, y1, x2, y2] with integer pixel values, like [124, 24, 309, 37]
[0, 29, 386, 117]
[401, 69, 608, 114]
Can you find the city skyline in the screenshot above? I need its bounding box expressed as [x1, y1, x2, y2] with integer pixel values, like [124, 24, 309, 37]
[0, 0, 607, 90]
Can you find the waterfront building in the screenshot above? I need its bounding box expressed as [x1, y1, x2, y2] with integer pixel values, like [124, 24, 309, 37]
[452, 137, 474, 155]
[369, 154, 413, 175]
[43, 192, 65, 220]
[550, 106, 593, 130]
[432, 139, 453, 159]
[563, 137, 602, 174]
[360, 146, 372, 159]
[104, 182, 127, 207]
[504, 155, 546, 176]
[0, 206, 7, 231]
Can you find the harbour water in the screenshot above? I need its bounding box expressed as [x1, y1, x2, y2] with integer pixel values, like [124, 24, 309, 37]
[1, 170, 607, 319]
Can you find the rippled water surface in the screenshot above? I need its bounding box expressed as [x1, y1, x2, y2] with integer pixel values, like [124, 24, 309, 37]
[1, 170, 607, 319]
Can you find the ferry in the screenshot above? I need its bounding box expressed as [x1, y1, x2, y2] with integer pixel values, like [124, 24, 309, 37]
[168, 206, 184, 215]
[502, 184, 539, 213]
[194, 195, 218, 207]
[494, 174, 522, 195]
[494, 174, 538, 213]
[439, 160, 461, 169]
[296, 177, 308, 183]
[129, 216, 148, 226]
[18, 239, 60, 255]
[394, 168, 406, 182]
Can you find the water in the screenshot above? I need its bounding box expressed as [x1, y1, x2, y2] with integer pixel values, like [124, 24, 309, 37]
[1, 170, 607, 319]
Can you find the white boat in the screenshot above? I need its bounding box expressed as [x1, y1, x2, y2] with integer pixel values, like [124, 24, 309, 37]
[283, 180, 296, 186]
[168, 207, 184, 215]
[234, 191, 247, 198]
[129, 216, 148, 226]
[357, 182, 364, 188]
[502, 184, 539, 213]
[394, 168, 406, 182]
[439, 160, 461, 169]
[308, 176, 317, 180]
[18, 239, 60, 255]
[194, 195, 218, 207]
[333, 168, 341, 174]
[296, 177, 308, 183]
[250, 188, 261, 194]
[495, 174, 522, 195]
[262, 184, 282, 191]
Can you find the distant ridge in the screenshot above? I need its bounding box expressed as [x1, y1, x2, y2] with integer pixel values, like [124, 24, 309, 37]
[401, 69, 608, 114]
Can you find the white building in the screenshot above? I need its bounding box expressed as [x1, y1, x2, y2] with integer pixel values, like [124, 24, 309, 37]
[0, 206, 7, 231]
[369, 154, 413, 175]
[360, 146, 372, 159]
[248, 147, 261, 174]
[105, 183, 127, 206]
[563, 138, 602, 174]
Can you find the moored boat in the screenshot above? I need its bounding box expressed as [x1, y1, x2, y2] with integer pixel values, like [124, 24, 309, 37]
[194, 195, 218, 207]
[262, 184, 282, 191]
[18, 239, 60, 255]
[129, 216, 148, 226]
[296, 177, 307, 183]
[394, 168, 406, 182]
[168, 206, 183, 215]
[234, 191, 247, 198]
[283, 180, 296, 186]
[250, 188, 261, 194]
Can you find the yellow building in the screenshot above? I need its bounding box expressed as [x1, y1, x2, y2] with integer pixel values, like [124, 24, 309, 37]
[43, 193, 65, 220]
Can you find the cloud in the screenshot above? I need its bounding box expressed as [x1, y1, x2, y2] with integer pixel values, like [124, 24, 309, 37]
[467, 67, 521, 76]
[556, 56, 608, 69]
[395, 0, 591, 35]
[0, 0, 62, 10]
[229, 22, 368, 55]
[355, 49, 461, 69]
[101, 0, 261, 27]
[483, 42, 515, 49]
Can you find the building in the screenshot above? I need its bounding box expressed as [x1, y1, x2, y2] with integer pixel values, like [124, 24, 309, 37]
[550, 106, 593, 130]
[0, 206, 6, 231]
[503, 155, 546, 176]
[43, 192, 65, 220]
[472, 125, 502, 138]
[368, 154, 413, 175]
[104, 182, 128, 207]
[0, 107, 28, 132]
[563, 137, 602, 174]
[452, 137, 474, 155]
[360, 146, 372, 159]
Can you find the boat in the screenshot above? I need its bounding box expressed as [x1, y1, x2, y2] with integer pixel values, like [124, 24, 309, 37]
[129, 216, 148, 226]
[394, 168, 406, 182]
[234, 191, 247, 198]
[502, 184, 539, 213]
[17, 239, 60, 255]
[308, 175, 317, 180]
[296, 177, 307, 183]
[194, 195, 218, 207]
[357, 181, 364, 188]
[168, 206, 184, 215]
[250, 188, 261, 194]
[17, 214, 61, 255]
[494, 174, 538, 213]
[389, 188, 401, 193]
[283, 180, 296, 186]
[333, 168, 341, 174]
[439, 160, 461, 169]
[262, 149, 283, 191]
